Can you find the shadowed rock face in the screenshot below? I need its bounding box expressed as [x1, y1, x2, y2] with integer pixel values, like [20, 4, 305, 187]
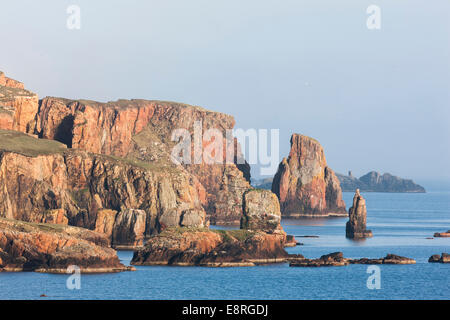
[0, 218, 133, 273]
[345, 189, 373, 239]
[272, 134, 346, 217]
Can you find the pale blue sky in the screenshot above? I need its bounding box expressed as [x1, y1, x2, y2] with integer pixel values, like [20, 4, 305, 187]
[1, 0, 449, 183]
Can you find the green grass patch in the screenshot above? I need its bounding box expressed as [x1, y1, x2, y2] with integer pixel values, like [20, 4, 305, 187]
[0, 130, 67, 157]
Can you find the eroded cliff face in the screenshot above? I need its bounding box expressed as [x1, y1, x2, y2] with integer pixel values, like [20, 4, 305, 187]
[0, 130, 206, 248]
[0, 72, 39, 133]
[0, 218, 133, 273]
[31, 96, 251, 224]
[272, 134, 346, 217]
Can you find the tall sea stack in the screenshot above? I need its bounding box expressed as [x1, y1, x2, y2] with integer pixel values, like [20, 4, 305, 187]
[346, 189, 373, 239]
[272, 134, 347, 217]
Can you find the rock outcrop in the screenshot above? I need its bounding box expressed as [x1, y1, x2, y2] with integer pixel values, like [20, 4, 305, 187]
[433, 230, 450, 237]
[337, 171, 426, 193]
[0, 218, 133, 273]
[0, 130, 206, 248]
[272, 134, 346, 217]
[428, 253, 449, 263]
[289, 252, 416, 267]
[131, 228, 288, 267]
[241, 189, 283, 233]
[345, 189, 373, 239]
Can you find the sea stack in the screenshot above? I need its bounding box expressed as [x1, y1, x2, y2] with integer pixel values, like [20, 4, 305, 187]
[346, 189, 373, 239]
[272, 134, 347, 217]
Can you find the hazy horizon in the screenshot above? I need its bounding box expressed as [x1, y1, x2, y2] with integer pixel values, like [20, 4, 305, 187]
[1, 0, 449, 182]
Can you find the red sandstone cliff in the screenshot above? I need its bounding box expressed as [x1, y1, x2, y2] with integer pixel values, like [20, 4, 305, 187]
[30, 96, 250, 224]
[272, 134, 346, 217]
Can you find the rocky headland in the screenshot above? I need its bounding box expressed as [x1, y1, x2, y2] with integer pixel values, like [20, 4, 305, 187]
[433, 231, 450, 238]
[0, 218, 133, 273]
[271, 134, 347, 217]
[337, 171, 425, 193]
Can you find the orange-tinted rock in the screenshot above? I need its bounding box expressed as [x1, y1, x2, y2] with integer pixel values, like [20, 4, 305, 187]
[0, 218, 132, 273]
[0, 72, 39, 133]
[31, 97, 251, 225]
[272, 134, 346, 217]
[0, 130, 207, 248]
[131, 228, 288, 266]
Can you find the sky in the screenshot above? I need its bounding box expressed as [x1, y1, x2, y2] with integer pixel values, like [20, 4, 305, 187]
[1, 0, 449, 184]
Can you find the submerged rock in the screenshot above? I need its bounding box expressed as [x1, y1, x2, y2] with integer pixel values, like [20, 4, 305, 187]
[0, 218, 133, 273]
[272, 134, 346, 217]
[345, 189, 373, 239]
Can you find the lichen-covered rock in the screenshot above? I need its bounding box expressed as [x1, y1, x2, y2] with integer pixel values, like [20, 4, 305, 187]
[0, 218, 132, 273]
[241, 189, 282, 233]
[131, 227, 288, 267]
[346, 189, 373, 239]
[272, 134, 346, 217]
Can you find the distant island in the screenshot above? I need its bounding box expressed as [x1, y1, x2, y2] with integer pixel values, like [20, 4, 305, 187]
[253, 171, 426, 193]
[336, 171, 426, 193]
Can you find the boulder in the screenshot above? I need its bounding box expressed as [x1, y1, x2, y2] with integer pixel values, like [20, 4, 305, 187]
[241, 189, 282, 233]
[346, 189, 373, 239]
[272, 134, 346, 217]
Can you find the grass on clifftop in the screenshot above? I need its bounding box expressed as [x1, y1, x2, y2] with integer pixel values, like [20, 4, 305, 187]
[158, 227, 255, 242]
[0, 130, 67, 157]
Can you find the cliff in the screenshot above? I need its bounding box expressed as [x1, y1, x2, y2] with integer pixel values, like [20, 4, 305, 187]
[337, 171, 425, 193]
[30, 96, 251, 225]
[0, 218, 133, 273]
[0, 129, 206, 248]
[271, 134, 347, 217]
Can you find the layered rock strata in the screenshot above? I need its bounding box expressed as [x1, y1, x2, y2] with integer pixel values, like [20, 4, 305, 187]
[272, 134, 346, 217]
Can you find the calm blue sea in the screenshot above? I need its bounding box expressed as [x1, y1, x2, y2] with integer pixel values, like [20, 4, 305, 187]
[0, 192, 449, 300]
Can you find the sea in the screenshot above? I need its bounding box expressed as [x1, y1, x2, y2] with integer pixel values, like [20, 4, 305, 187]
[0, 192, 449, 300]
